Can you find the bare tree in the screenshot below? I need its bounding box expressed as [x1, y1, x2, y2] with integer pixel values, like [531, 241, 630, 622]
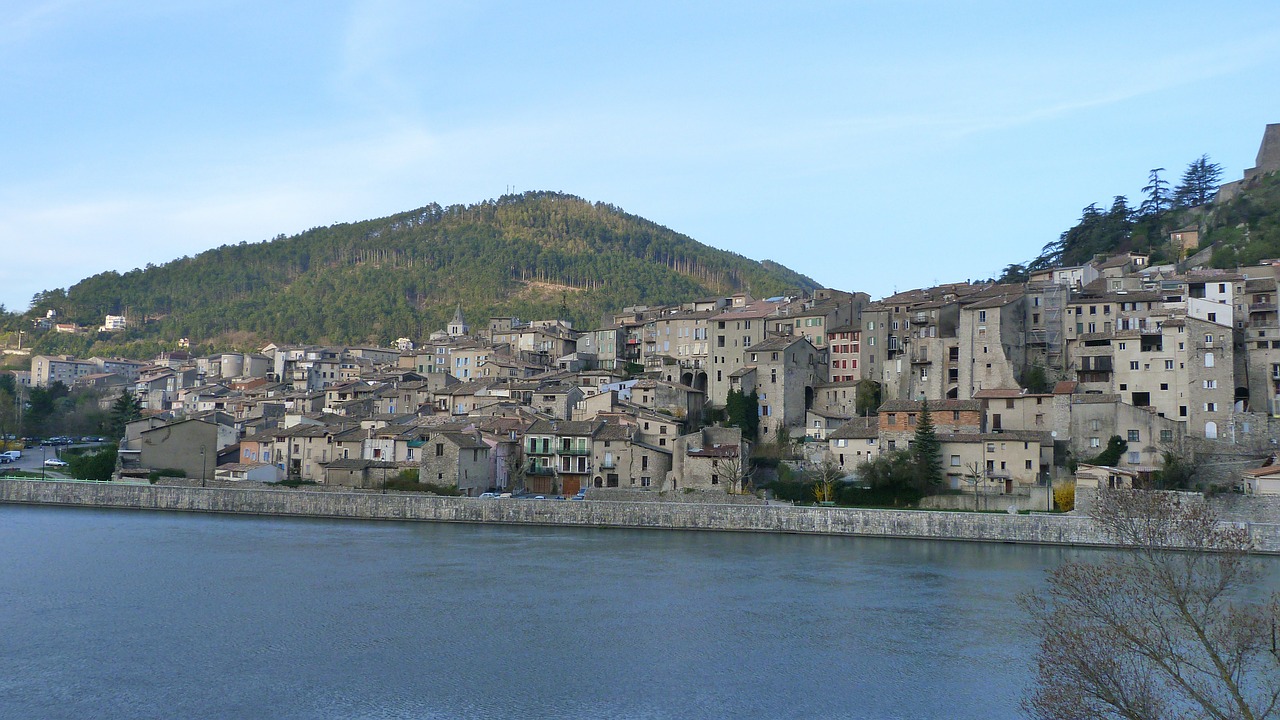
[712, 452, 754, 495]
[811, 458, 845, 504]
[1020, 489, 1280, 720]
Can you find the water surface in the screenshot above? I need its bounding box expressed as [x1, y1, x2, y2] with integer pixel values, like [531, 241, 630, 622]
[0, 505, 1094, 719]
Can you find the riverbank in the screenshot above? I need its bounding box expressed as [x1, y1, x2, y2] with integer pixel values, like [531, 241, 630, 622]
[3, 479, 1279, 552]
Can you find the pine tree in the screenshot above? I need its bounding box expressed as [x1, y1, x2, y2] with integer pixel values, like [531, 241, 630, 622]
[1140, 168, 1170, 217]
[1173, 154, 1223, 208]
[108, 391, 142, 440]
[911, 400, 943, 489]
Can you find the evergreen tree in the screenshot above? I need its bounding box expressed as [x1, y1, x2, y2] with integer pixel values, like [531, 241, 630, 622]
[108, 391, 142, 440]
[1173, 154, 1223, 208]
[1140, 168, 1170, 217]
[724, 388, 759, 440]
[855, 379, 882, 417]
[911, 400, 943, 489]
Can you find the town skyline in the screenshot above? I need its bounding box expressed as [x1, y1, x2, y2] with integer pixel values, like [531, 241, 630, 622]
[4, 1, 1280, 312]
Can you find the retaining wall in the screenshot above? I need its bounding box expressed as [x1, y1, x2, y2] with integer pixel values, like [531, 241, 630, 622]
[4, 479, 1279, 552]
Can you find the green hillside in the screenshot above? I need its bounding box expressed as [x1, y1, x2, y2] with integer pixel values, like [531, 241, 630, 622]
[1008, 156, 1280, 279]
[18, 192, 819, 356]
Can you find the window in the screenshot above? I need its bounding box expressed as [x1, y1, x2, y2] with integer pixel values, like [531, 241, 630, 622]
[1204, 403, 1217, 412]
[1006, 399, 1015, 409]
[1026, 460, 1033, 470]
[950, 455, 961, 466]
[1160, 429, 1173, 442]
[1165, 360, 1174, 370]
[1204, 352, 1214, 368]
[1127, 452, 1141, 464]
[1127, 430, 1139, 442]
[978, 310, 987, 322]
[1089, 437, 1100, 448]
[1203, 379, 1217, 389]
[435, 443, 444, 457]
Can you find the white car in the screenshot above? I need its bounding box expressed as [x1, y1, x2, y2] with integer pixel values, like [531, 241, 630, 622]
[44, 458, 69, 468]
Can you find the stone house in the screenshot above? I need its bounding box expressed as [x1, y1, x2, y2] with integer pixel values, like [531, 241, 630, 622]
[706, 298, 787, 408]
[137, 418, 220, 482]
[529, 382, 583, 420]
[420, 431, 492, 496]
[1242, 276, 1280, 415]
[1069, 394, 1186, 471]
[667, 426, 749, 492]
[957, 289, 1027, 397]
[629, 379, 704, 421]
[811, 380, 862, 418]
[730, 335, 824, 441]
[826, 417, 880, 470]
[588, 422, 672, 490]
[938, 431, 1052, 494]
[972, 389, 1067, 436]
[322, 459, 400, 489]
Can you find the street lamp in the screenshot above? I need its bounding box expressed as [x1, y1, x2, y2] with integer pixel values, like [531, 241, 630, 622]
[200, 445, 207, 488]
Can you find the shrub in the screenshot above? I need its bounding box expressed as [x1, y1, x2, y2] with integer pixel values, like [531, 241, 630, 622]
[1053, 480, 1076, 512]
[147, 468, 186, 483]
[68, 446, 116, 482]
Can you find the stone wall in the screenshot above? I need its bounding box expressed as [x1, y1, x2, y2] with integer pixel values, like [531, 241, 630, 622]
[5, 479, 1278, 553]
[585, 488, 766, 505]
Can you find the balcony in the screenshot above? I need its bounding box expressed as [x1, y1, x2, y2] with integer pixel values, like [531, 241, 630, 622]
[1250, 302, 1277, 313]
[909, 350, 930, 364]
[560, 446, 592, 455]
[526, 464, 556, 476]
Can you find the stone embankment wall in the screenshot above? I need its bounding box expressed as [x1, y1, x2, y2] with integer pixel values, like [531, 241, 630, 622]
[4, 479, 1279, 552]
[585, 488, 766, 505]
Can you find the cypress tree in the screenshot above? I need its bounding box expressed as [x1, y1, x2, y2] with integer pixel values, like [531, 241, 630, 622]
[911, 400, 943, 489]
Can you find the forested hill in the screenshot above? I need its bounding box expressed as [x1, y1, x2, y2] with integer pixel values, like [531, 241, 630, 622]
[996, 154, 1280, 281]
[28, 192, 820, 352]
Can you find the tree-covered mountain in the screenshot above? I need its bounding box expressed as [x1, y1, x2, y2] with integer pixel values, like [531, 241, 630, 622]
[21, 192, 819, 354]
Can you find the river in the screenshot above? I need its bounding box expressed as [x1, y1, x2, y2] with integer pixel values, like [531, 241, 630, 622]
[0, 504, 1100, 719]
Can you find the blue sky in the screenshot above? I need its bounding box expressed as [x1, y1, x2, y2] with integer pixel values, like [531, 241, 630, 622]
[2, 1, 1278, 313]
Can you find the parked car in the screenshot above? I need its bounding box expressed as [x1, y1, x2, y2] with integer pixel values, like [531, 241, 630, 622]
[478, 492, 500, 499]
[44, 458, 69, 467]
[0, 450, 21, 462]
